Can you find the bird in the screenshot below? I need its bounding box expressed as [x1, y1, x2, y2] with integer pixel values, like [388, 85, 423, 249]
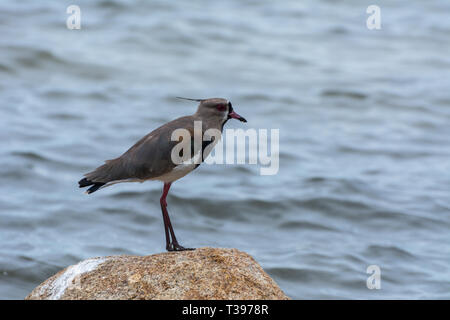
[78, 97, 247, 251]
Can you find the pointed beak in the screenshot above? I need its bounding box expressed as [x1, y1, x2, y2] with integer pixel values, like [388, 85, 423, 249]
[228, 110, 247, 123]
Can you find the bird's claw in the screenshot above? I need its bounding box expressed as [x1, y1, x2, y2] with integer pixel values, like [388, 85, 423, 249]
[167, 243, 195, 252]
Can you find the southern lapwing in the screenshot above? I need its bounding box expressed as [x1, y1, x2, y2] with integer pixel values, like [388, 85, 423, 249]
[78, 98, 247, 251]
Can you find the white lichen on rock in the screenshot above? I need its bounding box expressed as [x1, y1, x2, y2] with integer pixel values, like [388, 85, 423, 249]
[35, 257, 108, 300]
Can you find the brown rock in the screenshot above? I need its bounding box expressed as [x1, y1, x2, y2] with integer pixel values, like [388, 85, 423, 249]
[25, 247, 289, 300]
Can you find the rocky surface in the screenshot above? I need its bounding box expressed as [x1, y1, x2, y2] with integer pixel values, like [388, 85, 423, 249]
[26, 247, 289, 300]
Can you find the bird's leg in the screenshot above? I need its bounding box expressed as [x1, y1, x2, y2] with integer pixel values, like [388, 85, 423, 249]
[160, 182, 172, 250]
[160, 182, 194, 252]
[160, 205, 171, 250]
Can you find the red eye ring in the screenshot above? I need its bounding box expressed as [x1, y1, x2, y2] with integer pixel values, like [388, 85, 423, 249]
[216, 104, 227, 112]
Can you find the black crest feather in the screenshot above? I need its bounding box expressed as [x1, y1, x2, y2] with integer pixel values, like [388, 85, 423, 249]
[175, 97, 205, 102]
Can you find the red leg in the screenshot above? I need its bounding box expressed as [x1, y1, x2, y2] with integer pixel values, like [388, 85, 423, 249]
[159, 182, 194, 251]
[159, 183, 171, 250]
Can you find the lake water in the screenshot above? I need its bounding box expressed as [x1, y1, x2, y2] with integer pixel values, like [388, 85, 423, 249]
[1, 0, 449, 299]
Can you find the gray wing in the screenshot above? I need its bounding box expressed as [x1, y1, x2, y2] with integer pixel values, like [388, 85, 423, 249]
[84, 117, 195, 184]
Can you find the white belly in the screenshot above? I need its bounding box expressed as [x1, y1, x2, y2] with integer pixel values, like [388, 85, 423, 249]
[155, 163, 197, 183]
[154, 148, 203, 183]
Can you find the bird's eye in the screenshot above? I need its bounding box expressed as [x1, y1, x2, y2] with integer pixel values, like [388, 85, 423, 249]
[217, 104, 227, 112]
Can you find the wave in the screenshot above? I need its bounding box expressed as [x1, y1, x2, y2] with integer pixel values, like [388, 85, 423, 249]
[321, 90, 367, 100]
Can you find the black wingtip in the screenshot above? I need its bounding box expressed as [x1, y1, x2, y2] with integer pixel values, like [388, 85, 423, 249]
[85, 183, 105, 194]
[78, 178, 105, 194]
[78, 178, 93, 188]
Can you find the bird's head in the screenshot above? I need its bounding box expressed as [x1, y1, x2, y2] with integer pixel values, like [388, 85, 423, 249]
[178, 97, 247, 124]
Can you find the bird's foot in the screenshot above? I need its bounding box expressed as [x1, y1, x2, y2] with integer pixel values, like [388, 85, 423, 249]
[166, 243, 195, 252]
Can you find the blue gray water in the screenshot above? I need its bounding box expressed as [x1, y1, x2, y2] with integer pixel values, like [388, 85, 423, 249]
[1, 0, 450, 299]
